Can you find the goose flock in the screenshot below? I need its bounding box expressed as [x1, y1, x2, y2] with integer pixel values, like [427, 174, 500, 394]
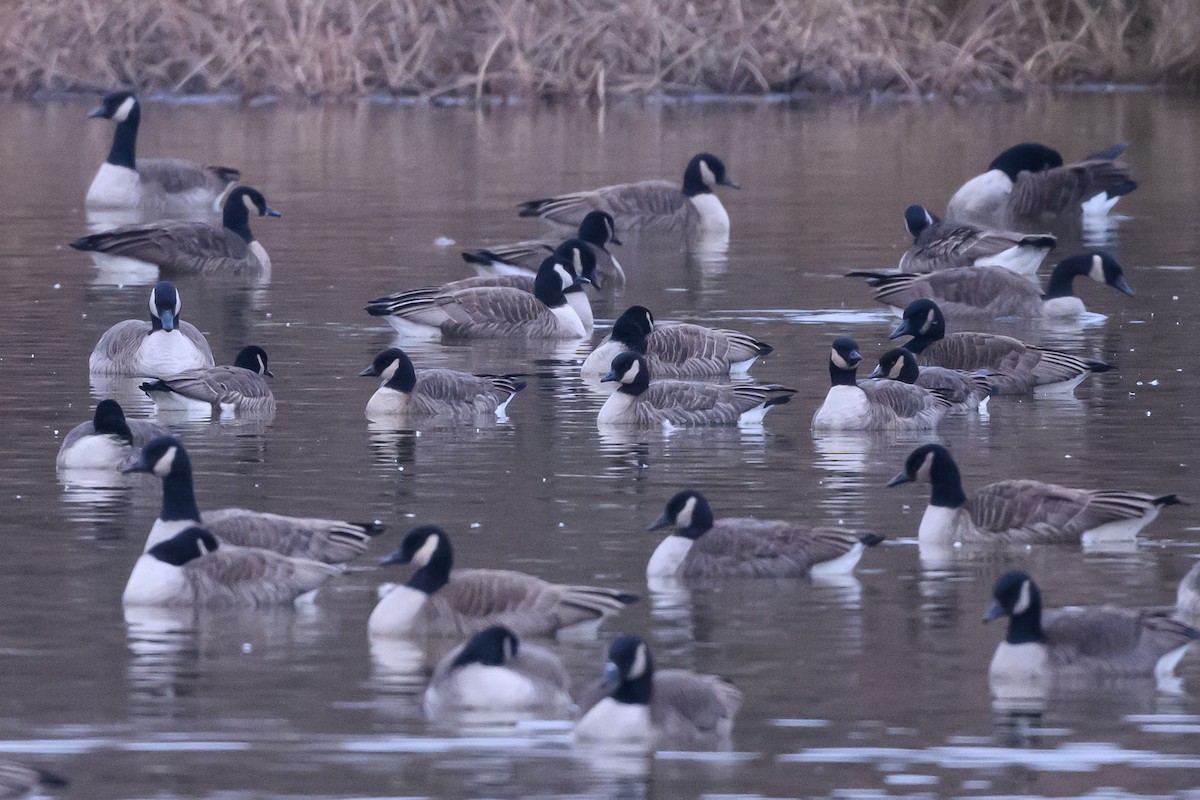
[30, 90, 1199, 786]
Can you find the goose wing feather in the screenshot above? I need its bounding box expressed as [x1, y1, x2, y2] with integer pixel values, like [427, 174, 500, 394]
[144, 365, 273, 412]
[184, 546, 343, 607]
[1009, 156, 1137, 218]
[858, 379, 951, 427]
[646, 323, 769, 374]
[966, 481, 1161, 543]
[685, 520, 862, 578]
[520, 180, 686, 228]
[463, 240, 554, 270]
[137, 158, 240, 194]
[650, 669, 742, 739]
[1043, 607, 1197, 673]
[853, 267, 1040, 317]
[200, 509, 382, 563]
[72, 222, 251, 272]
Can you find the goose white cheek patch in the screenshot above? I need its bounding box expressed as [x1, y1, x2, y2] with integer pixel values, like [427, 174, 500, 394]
[831, 349, 850, 370]
[413, 534, 440, 567]
[1013, 580, 1032, 614]
[676, 496, 697, 529]
[699, 161, 717, 189]
[114, 96, 136, 122]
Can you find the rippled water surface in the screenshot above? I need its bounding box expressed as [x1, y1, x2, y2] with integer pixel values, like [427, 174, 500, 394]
[2, 93, 1199, 799]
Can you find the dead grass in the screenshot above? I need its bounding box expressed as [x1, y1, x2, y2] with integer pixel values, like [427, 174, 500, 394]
[1, 0, 1197, 101]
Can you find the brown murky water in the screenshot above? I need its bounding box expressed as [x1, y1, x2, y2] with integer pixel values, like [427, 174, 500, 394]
[2, 92, 1199, 799]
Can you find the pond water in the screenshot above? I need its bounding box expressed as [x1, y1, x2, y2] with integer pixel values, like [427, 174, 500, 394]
[1, 91, 1199, 799]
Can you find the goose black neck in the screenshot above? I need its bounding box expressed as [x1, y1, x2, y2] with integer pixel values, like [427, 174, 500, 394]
[829, 362, 859, 387]
[1042, 260, 1081, 300]
[678, 501, 714, 540]
[533, 265, 568, 308]
[1005, 596, 1045, 645]
[93, 405, 133, 445]
[159, 452, 202, 523]
[406, 547, 452, 594]
[617, 367, 651, 396]
[222, 200, 255, 243]
[681, 163, 711, 198]
[610, 321, 648, 354]
[106, 107, 140, 170]
[612, 666, 654, 705]
[928, 456, 967, 508]
[384, 358, 417, 393]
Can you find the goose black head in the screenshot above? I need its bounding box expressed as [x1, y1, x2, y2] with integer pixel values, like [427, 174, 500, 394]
[886, 444, 967, 508]
[601, 352, 650, 395]
[88, 90, 139, 123]
[869, 348, 919, 384]
[599, 635, 654, 705]
[648, 490, 715, 539]
[828, 337, 861, 386]
[903, 205, 937, 240]
[533, 254, 589, 307]
[359, 347, 416, 392]
[148, 281, 183, 332]
[889, 299, 946, 351]
[147, 526, 219, 567]
[122, 435, 189, 478]
[578, 210, 621, 247]
[554, 238, 600, 290]
[233, 345, 273, 377]
[683, 153, 739, 197]
[380, 526, 454, 594]
[450, 625, 521, 670]
[984, 571, 1046, 643]
[610, 305, 655, 351]
[223, 187, 281, 242]
[987, 143, 1064, 181]
[92, 399, 133, 444]
[1044, 252, 1133, 300]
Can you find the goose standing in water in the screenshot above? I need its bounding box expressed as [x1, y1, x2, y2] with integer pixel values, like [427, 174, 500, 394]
[85, 90, 240, 213]
[574, 636, 742, 749]
[519, 153, 739, 236]
[947, 142, 1137, 227]
[89, 281, 214, 376]
[72, 187, 281, 275]
[887, 444, 1184, 546]
[57, 399, 168, 470]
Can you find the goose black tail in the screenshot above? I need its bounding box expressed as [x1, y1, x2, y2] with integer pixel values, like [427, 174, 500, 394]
[1087, 360, 1114, 373]
[1154, 495, 1186, 508]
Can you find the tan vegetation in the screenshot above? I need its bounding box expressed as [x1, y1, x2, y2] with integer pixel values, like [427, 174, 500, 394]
[2, 0, 1198, 101]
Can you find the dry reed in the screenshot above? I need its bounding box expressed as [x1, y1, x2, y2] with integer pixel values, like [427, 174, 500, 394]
[2, 0, 1197, 101]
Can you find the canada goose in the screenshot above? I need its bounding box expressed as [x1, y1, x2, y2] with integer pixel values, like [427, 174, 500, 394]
[367, 526, 637, 638]
[582, 305, 773, 378]
[519, 152, 740, 235]
[869, 348, 993, 412]
[434, 239, 598, 330]
[1178, 561, 1200, 620]
[890, 299, 1113, 395]
[811, 337, 952, 431]
[123, 436, 386, 563]
[598, 353, 795, 427]
[140, 345, 275, 417]
[423, 625, 572, 716]
[71, 187, 281, 274]
[947, 142, 1137, 227]
[85, 90, 240, 212]
[899, 204, 1056, 276]
[88, 280, 214, 376]
[645, 490, 881, 579]
[850, 253, 1133, 319]
[365, 254, 591, 339]
[0, 760, 67, 799]
[56, 399, 168, 470]
[887, 444, 1184, 545]
[574, 636, 742, 748]
[123, 526, 344, 608]
[984, 571, 1198, 685]
[359, 348, 525, 420]
[464, 211, 625, 285]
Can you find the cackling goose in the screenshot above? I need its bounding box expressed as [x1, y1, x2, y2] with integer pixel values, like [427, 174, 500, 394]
[89, 280, 214, 376]
[890, 299, 1112, 395]
[869, 348, 993, 412]
[140, 345, 275, 417]
[56, 399, 168, 471]
[123, 526, 344, 608]
[899, 204, 1056, 276]
[582, 305, 773, 379]
[464, 211, 625, 285]
[124, 436, 386, 563]
[646, 490, 881, 579]
[71, 186, 280, 274]
[573, 636, 742, 749]
[519, 152, 739, 235]
[849, 252, 1133, 320]
[888, 444, 1183, 545]
[368, 526, 637, 639]
[811, 337, 952, 431]
[359, 348, 525, 420]
[366, 254, 591, 339]
[85, 90, 240, 213]
[599, 353, 795, 427]
[0, 760, 67, 798]
[423, 625, 572, 716]
[947, 142, 1137, 227]
[984, 571, 1198, 687]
